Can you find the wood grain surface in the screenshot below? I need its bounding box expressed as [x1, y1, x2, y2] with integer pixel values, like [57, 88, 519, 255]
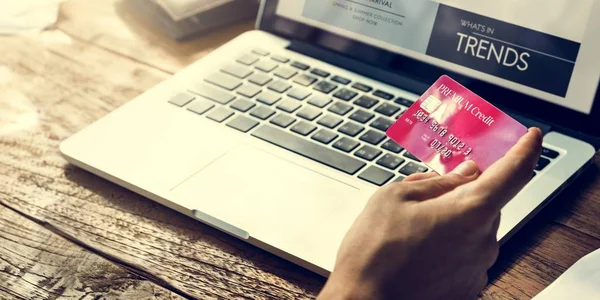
[0, 205, 182, 300]
[1, 0, 599, 299]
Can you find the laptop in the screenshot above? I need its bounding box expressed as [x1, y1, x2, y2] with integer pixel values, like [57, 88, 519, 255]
[61, 0, 600, 275]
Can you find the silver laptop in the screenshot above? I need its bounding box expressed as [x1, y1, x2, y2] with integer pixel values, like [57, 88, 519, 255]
[61, 0, 600, 275]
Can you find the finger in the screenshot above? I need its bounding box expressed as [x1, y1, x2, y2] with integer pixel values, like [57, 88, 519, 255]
[403, 172, 439, 182]
[463, 128, 543, 213]
[401, 160, 480, 200]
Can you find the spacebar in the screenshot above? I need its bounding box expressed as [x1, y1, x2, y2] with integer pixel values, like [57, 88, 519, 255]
[252, 125, 366, 175]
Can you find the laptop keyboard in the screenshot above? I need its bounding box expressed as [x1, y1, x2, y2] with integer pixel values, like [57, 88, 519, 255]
[168, 48, 560, 186]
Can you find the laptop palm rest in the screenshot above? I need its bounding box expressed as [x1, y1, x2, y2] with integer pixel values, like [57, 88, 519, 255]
[170, 144, 358, 247]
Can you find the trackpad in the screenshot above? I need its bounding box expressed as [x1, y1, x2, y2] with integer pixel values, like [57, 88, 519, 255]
[170, 145, 359, 246]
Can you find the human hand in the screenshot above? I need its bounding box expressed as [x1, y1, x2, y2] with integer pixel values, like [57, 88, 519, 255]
[318, 128, 543, 300]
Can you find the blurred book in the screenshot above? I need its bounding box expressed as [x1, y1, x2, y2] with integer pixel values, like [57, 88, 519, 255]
[126, 0, 259, 40]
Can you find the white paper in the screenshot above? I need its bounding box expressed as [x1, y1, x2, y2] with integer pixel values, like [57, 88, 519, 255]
[0, 0, 64, 35]
[533, 248, 600, 300]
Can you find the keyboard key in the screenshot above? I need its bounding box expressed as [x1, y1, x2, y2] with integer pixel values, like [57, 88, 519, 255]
[255, 60, 278, 72]
[276, 99, 302, 113]
[394, 176, 406, 182]
[381, 139, 404, 153]
[373, 90, 394, 100]
[293, 74, 318, 86]
[359, 166, 394, 186]
[352, 82, 373, 92]
[250, 106, 276, 120]
[268, 80, 292, 93]
[542, 147, 559, 159]
[230, 98, 256, 112]
[328, 102, 353, 116]
[288, 88, 312, 100]
[291, 121, 317, 136]
[227, 115, 259, 133]
[333, 137, 361, 153]
[317, 114, 343, 129]
[189, 83, 235, 104]
[297, 106, 322, 121]
[291, 61, 310, 70]
[236, 84, 262, 98]
[359, 130, 386, 145]
[205, 73, 242, 91]
[308, 95, 332, 108]
[248, 73, 272, 86]
[331, 75, 351, 85]
[314, 81, 338, 94]
[257, 92, 281, 106]
[338, 122, 365, 137]
[168, 93, 195, 107]
[311, 68, 330, 77]
[376, 154, 405, 170]
[221, 64, 252, 79]
[333, 88, 358, 101]
[252, 48, 269, 56]
[312, 129, 339, 145]
[354, 95, 379, 109]
[237, 54, 259, 65]
[375, 103, 402, 117]
[399, 162, 428, 176]
[186, 100, 214, 115]
[536, 157, 551, 171]
[274, 67, 298, 80]
[270, 114, 296, 128]
[355, 145, 382, 161]
[206, 107, 234, 123]
[404, 152, 421, 162]
[394, 97, 414, 107]
[370, 117, 394, 132]
[252, 125, 365, 175]
[271, 55, 290, 63]
[349, 110, 375, 124]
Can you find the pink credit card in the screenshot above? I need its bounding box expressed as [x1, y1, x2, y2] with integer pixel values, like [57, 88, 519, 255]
[387, 75, 528, 174]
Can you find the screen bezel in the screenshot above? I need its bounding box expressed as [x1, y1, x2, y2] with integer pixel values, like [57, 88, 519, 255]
[258, 0, 600, 138]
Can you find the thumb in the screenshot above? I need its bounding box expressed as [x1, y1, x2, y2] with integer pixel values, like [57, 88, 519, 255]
[402, 161, 480, 200]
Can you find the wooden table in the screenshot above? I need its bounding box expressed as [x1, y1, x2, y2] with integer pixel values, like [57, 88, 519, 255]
[1, 1, 599, 299]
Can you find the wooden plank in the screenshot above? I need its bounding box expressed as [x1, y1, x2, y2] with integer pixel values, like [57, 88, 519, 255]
[56, 0, 255, 74]
[0, 204, 182, 299]
[0, 32, 323, 299]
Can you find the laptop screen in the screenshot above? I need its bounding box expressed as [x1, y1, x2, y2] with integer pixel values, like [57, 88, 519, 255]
[274, 0, 600, 115]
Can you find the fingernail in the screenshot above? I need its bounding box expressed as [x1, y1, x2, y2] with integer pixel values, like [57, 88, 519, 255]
[451, 160, 479, 176]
